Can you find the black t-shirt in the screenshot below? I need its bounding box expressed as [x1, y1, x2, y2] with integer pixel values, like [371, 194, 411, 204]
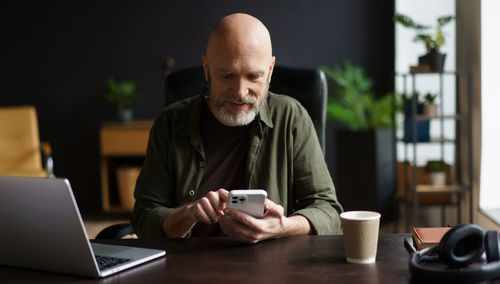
[191, 100, 251, 237]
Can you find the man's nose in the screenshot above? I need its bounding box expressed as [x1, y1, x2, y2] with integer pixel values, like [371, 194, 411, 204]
[234, 78, 249, 98]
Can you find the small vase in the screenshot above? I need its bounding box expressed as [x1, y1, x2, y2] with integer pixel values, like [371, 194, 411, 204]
[118, 108, 133, 122]
[423, 103, 438, 116]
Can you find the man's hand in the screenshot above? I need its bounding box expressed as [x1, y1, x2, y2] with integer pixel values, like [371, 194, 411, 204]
[219, 199, 311, 243]
[191, 188, 229, 224]
[162, 188, 228, 237]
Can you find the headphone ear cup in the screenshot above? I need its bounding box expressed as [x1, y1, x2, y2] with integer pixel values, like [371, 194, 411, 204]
[485, 231, 500, 263]
[437, 224, 485, 268]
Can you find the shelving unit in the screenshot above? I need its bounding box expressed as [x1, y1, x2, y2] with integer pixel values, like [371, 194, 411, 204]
[396, 71, 473, 228]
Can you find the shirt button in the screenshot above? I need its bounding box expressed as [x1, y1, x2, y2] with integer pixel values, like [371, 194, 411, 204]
[189, 190, 195, 196]
[199, 162, 205, 168]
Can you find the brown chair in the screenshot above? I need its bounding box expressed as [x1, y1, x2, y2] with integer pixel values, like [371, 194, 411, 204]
[0, 106, 54, 177]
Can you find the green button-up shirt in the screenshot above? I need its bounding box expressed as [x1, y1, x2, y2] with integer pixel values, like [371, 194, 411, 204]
[132, 92, 343, 238]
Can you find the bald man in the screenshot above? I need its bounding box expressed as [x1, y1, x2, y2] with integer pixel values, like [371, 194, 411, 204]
[132, 13, 342, 243]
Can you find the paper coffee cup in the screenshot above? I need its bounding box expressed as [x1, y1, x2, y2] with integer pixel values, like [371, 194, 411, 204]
[340, 211, 381, 264]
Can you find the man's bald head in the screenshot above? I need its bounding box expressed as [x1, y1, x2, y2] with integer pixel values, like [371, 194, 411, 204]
[205, 13, 273, 61]
[202, 13, 275, 127]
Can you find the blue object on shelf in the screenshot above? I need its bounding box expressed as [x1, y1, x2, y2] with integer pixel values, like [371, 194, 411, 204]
[404, 120, 430, 142]
[403, 103, 430, 142]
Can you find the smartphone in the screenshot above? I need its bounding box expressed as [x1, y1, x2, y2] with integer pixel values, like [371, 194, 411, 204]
[227, 189, 267, 218]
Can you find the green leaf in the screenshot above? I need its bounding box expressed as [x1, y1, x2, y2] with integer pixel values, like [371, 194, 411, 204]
[368, 94, 394, 128]
[424, 92, 438, 103]
[394, 13, 430, 30]
[105, 78, 140, 109]
[107, 78, 118, 93]
[394, 13, 415, 28]
[437, 15, 455, 27]
[326, 101, 359, 130]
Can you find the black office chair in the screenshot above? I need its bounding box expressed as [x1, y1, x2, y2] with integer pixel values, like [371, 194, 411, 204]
[95, 223, 135, 239]
[96, 65, 327, 239]
[163, 65, 328, 153]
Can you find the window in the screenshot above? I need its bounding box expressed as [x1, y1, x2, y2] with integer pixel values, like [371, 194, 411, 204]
[479, 0, 500, 223]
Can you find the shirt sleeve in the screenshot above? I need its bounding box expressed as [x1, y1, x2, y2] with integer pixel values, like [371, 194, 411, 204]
[131, 116, 175, 238]
[290, 108, 343, 235]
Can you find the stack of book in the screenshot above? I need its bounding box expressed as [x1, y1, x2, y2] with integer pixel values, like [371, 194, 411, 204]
[412, 227, 451, 250]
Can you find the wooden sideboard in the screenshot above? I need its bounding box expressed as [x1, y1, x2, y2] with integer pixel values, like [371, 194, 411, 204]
[100, 120, 153, 212]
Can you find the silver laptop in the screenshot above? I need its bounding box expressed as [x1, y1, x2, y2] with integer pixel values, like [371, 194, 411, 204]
[0, 175, 166, 278]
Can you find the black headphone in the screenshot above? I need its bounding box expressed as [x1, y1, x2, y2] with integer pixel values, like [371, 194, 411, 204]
[409, 224, 500, 283]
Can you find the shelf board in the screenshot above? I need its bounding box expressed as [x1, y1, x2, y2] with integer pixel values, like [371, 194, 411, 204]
[395, 71, 466, 76]
[397, 138, 456, 143]
[429, 137, 456, 143]
[102, 120, 154, 130]
[411, 114, 468, 121]
[414, 184, 468, 194]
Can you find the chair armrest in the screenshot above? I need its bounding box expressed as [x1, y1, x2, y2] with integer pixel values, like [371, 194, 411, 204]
[41, 141, 55, 178]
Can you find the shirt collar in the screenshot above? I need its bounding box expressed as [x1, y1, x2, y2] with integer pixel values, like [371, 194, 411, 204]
[258, 92, 274, 129]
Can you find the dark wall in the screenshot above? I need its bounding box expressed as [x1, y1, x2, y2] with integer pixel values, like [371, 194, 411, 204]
[2, 1, 394, 214]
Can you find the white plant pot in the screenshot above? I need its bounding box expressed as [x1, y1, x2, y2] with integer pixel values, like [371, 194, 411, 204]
[430, 172, 446, 186]
[423, 103, 438, 116]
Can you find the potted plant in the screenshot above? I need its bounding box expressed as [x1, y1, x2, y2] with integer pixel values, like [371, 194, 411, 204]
[425, 160, 446, 186]
[394, 13, 455, 72]
[105, 78, 141, 122]
[320, 62, 397, 222]
[423, 92, 439, 116]
[321, 62, 395, 130]
[402, 91, 423, 113]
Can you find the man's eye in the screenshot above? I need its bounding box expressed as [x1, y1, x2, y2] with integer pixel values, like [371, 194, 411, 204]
[248, 74, 262, 81]
[222, 73, 232, 79]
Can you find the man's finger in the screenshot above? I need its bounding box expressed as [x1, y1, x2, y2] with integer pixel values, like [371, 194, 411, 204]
[219, 216, 259, 243]
[199, 197, 219, 223]
[223, 207, 261, 232]
[193, 202, 212, 224]
[264, 199, 284, 216]
[206, 191, 223, 212]
[216, 188, 229, 203]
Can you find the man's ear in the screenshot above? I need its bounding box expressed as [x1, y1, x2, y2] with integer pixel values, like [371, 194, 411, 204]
[202, 55, 209, 82]
[268, 56, 276, 83]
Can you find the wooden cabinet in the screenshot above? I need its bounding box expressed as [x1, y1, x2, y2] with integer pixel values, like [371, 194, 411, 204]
[100, 120, 153, 212]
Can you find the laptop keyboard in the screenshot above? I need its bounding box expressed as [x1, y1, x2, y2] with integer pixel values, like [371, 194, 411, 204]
[95, 255, 131, 270]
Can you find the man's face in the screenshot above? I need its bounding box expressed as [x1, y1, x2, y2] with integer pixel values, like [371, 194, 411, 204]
[203, 49, 275, 126]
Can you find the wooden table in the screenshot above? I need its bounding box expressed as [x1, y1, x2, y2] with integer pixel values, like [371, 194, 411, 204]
[0, 234, 417, 283]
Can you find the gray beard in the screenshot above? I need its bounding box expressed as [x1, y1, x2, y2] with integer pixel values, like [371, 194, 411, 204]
[208, 87, 269, 127]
